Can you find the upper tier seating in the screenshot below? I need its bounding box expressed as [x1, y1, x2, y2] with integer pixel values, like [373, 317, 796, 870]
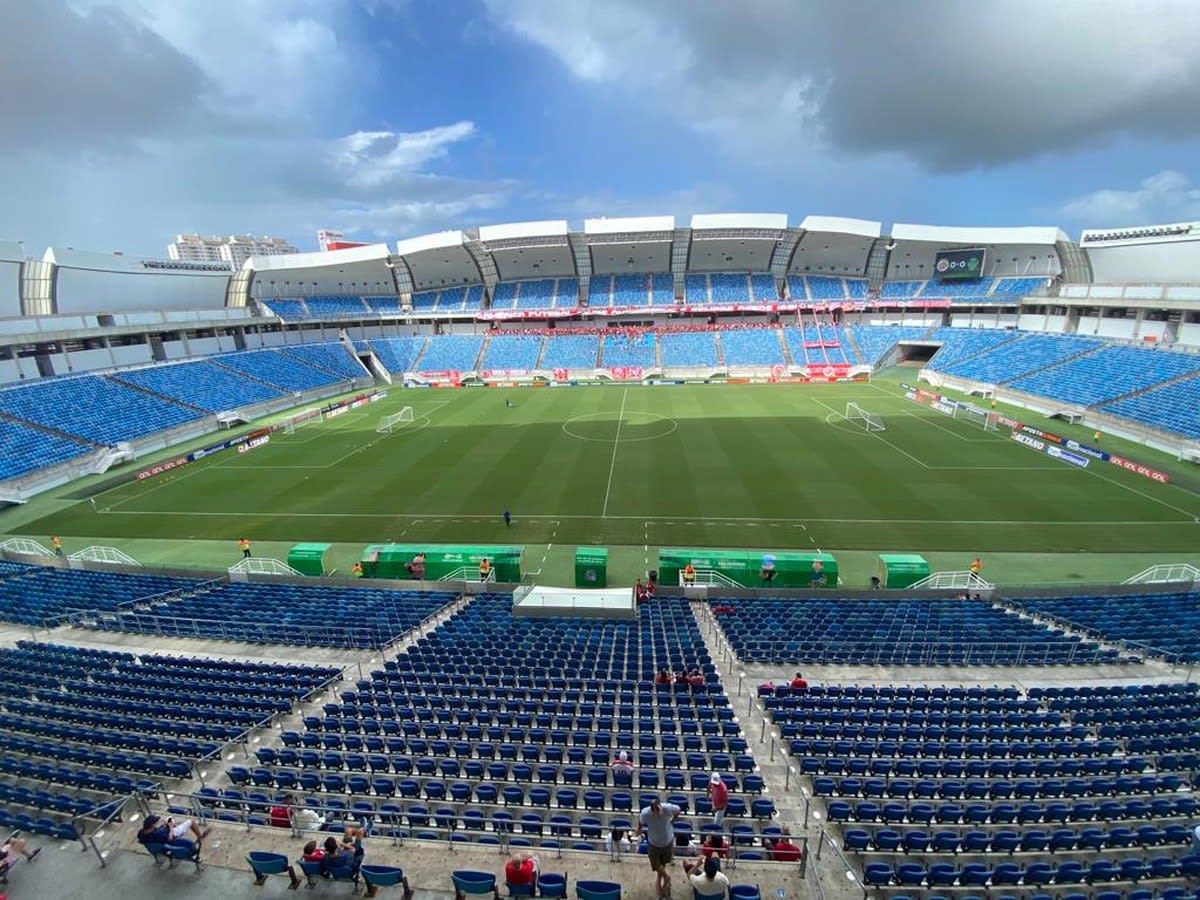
[0, 375, 202, 444]
[412, 290, 440, 311]
[104, 582, 458, 649]
[685, 274, 708, 304]
[782, 326, 850, 366]
[938, 334, 1104, 384]
[651, 274, 674, 305]
[589, 276, 613, 308]
[1007, 345, 1200, 407]
[602, 333, 656, 368]
[848, 327, 929, 366]
[0, 418, 92, 479]
[1008, 592, 1200, 662]
[556, 279, 579, 308]
[921, 278, 995, 300]
[845, 278, 869, 299]
[720, 328, 785, 367]
[750, 274, 776, 301]
[283, 343, 367, 380]
[992, 277, 1049, 296]
[481, 335, 543, 371]
[1102, 374, 1200, 438]
[491, 283, 518, 309]
[612, 274, 648, 307]
[263, 299, 309, 320]
[213, 349, 349, 392]
[925, 327, 1020, 372]
[879, 280, 924, 299]
[804, 276, 849, 301]
[112, 360, 282, 412]
[512, 280, 556, 310]
[541, 335, 599, 369]
[715, 598, 1110, 665]
[464, 286, 485, 311]
[709, 274, 748, 303]
[416, 335, 485, 372]
[306, 296, 369, 319]
[365, 337, 427, 373]
[659, 332, 718, 367]
[365, 296, 403, 315]
[0, 565, 200, 626]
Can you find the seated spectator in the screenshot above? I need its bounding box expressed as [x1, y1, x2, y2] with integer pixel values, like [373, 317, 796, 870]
[635, 578, 648, 603]
[0, 834, 41, 877]
[301, 840, 325, 863]
[138, 814, 209, 847]
[712, 603, 735, 614]
[790, 672, 808, 691]
[687, 668, 704, 688]
[700, 833, 728, 860]
[293, 806, 326, 831]
[654, 669, 672, 686]
[764, 829, 802, 862]
[611, 750, 635, 777]
[405, 552, 426, 580]
[605, 828, 632, 854]
[757, 681, 775, 696]
[674, 670, 689, 686]
[269, 793, 295, 829]
[504, 849, 540, 892]
[686, 856, 730, 899]
[320, 835, 359, 876]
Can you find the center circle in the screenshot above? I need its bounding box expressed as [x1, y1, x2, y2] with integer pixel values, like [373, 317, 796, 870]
[562, 411, 678, 443]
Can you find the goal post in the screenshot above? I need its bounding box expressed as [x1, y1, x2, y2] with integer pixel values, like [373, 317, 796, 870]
[376, 406, 414, 434]
[958, 402, 999, 432]
[844, 401, 886, 433]
[283, 408, 323, 434]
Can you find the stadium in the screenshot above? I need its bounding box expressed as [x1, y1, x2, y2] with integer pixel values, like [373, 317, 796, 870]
[0, 208, 1199, 900]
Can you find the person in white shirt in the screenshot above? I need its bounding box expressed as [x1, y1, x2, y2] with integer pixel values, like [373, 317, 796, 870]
[687, 856, 730, 899]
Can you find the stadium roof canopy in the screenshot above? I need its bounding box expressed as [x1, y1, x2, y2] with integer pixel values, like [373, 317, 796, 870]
[584, 215, 676, 275]
[886, 224, 1069, 280]
[245, 242, 397, 297]
[686, 213, 788, 273]
[787, 216, 882, 278]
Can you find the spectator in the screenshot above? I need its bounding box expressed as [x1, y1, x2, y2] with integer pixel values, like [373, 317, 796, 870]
[269, 793, 295, 829]
[503, 849, 540, 892]
[682, 563, 696, 585]
[605, 828, 632, 854]
[239, 537, 252, 559]
[708, 773, 729, 827]
[294, 806, 325, 831]
[351, 562, 364, 578]
[790, 672, 808, 691]
[700, 833, 729, 860]
[301, 840, 325, 863]
[51, 536, 63, 558]
[611, 750, 634, 784]
[760, 554, 776, 585]
[674, 670, 689, 687]
[635, 578, 648, 603]
[765, 829, 803, 862]
[320, 834, 360, 876]
[405, 552, 426, 580]
[870, 575, 882, 590]
[654, 669, 672, 686]
[969, 557, 982, 577]
[757, 680, 775, 697]
[0, 834, 41, 879]
[479, 557, 491, 581]
[686, 855, 730, 900]
[636, 797, 682, 899]
[687, 668, 705, 689]
[138, 814, 209, 846]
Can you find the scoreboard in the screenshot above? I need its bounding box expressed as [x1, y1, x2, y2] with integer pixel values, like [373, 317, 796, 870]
[934, 248, 987, 281]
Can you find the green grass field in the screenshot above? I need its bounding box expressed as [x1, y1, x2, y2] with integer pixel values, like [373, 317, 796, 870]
[11, 374, 1200, 574]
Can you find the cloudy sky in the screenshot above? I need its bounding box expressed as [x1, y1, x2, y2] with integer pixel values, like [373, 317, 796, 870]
[3, 0, 1199, 256]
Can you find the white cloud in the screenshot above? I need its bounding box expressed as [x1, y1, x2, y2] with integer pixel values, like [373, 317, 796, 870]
[1056, 171, 1200, 227]
[332, 123, 478, 188]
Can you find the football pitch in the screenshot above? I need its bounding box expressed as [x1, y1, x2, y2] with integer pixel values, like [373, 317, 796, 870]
[15, 374, 1200, 556]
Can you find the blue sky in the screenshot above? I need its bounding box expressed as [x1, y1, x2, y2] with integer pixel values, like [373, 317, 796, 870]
[2, 0, 1199, 257]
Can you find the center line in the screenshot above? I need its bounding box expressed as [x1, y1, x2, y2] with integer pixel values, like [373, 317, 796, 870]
[601, 387, 628, 517]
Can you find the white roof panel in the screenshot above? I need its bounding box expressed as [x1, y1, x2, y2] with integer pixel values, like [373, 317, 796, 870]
[891, 223, 1066, 246]
[799, 216, 882, 238]
[248, 243, 390, 272]
[394, 230, 465, 257]
[690, 213, 788, 231]
[478, 221, 569, 242]
[585, 216, 675, 235]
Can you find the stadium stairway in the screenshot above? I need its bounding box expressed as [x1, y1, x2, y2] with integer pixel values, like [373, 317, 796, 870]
[0, 409, 103, 451]
[714, 333, 726, 367]
[929, 329, 1021, 371]
[409, 338, 431, 372]
[999, 341, 1104, 386]
[842, 328, 865, 365]
[1092, 364, 1200, 407]
[776, 328, 794, 366]
[101, 374, 208, 417]
[533, 337, 549, 369]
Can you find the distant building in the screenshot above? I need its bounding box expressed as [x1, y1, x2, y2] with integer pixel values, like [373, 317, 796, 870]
[317, 229, 371, 251]
[168, 234, 299, 269]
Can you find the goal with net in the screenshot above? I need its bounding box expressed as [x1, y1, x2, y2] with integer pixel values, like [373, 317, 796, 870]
[844, 401, 886, 432]
[957, 402, 999, 432]
[376, 406, 414, 434]
[282, 408, 323, 434]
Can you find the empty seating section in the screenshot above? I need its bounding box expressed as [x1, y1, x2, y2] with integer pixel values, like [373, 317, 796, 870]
[921, 278, 995, 300]
[0, 375, 201, 444]
[880, 280, 924, 298]
[541, 335, 599, 370]
[417, 334, 484, 372]
[844, 278, 868, 299]
[481, 335, 544, 371]
[306, 296, 369, 319]
[1009, 592, 1200, 662]
[774, 679, 1200, 895]
[364, 296, 403, 315]
[213, 349, 348, 392]
[925, 327, 1019, 371]
[709, 274, 749, 303]
[264, 299, 309, 320]
[602, 333, 656, 368]
[750, 274, 776, 301]
[659, 332, 718, 367]
[651, 274, 674, 305]
[589, 276, 613, 308]
[512, 280, 555, 310]
[847, 327, 928, 366]
[714, 598, 1110, 665]
[939, 333, 1103, 384]
[1008, 345, 1200, 407]
[719, 328, 784, 367]
[367, 337, 427, 373]
[1103, 375, 1200, 438]
[103, 582, 457, 648]
[282, 343, 366, 380]
[782, 326, 849, 366]
[464, 286, 484, 310]
[0, 418, 92, 478]
[112, 360, 282, 412]
[993, 276, 1048, 296]
[246, 595, 771, 846]
[0, 565, 198, 626]
[685, 274, 708, 304]
[0, 640, 337, 839]
[412, 290, 440, 311]
[491, 283, 518, 309]
[556, 279, 579, 307]
[612, 275, 648, 307]
[805, 276, 848, 301]
[785, 276, 807, 301]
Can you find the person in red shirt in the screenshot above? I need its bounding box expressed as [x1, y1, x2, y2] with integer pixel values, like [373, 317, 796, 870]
[301, 840, 325, 862]
[700, 833, 729, 860]
[269, 793, 294, 830]
[708, 773, 729, 826]
[790, 672, 808, 691]
[765, 829, 803, 862]
[504, 850, 540, 891]
[654, 669, 671, 685]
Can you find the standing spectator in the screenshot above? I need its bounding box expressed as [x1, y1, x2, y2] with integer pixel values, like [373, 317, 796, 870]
[351, 562, 364, 578]
[636, 797, 682, 899]
[682, 563, 696, 585]
[685, 856, 730, 900]
[635, 579, 648, 603]
[239, 537, 252, 559]
[479, 557, 491, 581]
[760, 554, 776, 585]
[51, 536, 63, 558]
[708, 773, 729, 827]
[269, 793, 295, 829]
[811, 557, 824, 586]
[790, 672, 808, 691]
[503, 510, 512, 527]
[503, 849, 539, 892]
[405, 552, 426, 580]
[605, 827, 632, 854]
[969, 557, 982, 577]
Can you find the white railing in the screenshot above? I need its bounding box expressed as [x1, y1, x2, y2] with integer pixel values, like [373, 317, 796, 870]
[228, 557, 303, 577]
[907, 570, 994, 591]
[67, 546, 140, 566]
[679, 569, 743, 588]
[438, 566, 495, 583]
[1122, 563, 1200, 585]
[0, 537, 53, 557]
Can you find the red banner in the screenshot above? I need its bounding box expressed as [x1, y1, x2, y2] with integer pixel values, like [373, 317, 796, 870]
[1109, 454, 1170, 484]
[135, 456, 189, 481]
